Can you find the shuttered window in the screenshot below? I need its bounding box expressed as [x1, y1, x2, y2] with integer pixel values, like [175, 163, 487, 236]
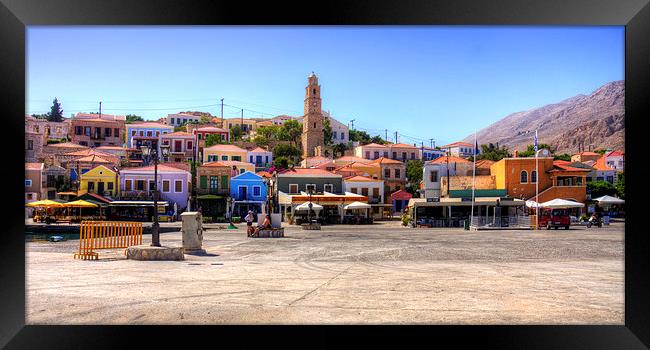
[200, 176, 207, 189]
[221, 175, 228, 189]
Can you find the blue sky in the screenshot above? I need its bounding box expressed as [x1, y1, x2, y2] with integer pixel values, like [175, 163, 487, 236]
[27, 26, 624, 146]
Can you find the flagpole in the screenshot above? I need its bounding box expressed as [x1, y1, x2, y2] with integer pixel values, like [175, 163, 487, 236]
[535, 129, 539, 230]
[471, 131, 477, 228]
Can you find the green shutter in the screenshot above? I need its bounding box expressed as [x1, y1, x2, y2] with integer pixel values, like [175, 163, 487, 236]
[200, 175, 207, 189]
[221, 175, 228, 189]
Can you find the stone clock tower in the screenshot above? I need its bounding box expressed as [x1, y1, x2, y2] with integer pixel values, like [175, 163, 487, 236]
[301, 72, 324, 158]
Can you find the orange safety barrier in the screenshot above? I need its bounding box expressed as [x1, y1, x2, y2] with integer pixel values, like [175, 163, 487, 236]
[74, 221, 143, 260]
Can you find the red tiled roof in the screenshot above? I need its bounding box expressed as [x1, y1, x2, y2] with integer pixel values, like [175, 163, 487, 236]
[574, 151, 598, 156]
[605, 150, 624, 157]
[161, 131, 194, 137]
[25, 162, 44, 170]
[75, 155, 113, 164]
[551, 161, 591, 172]
[204, 144, 247, 152]
[256, 171, 272, 178]
[279, 168, 341, 177]
[390, 143, 418, 148]
[96, 146, 129, 150]
[429, 156, 471, 164]
[201, 161, 228, 167]
[195, 126, 228, 133]
[440, 141, 473, 148]
[334, 156, 371, 163]
[47, 142, 89, 148]
[592, 156, 615, 171]
[360, 143, 388, 148]
[64, 149, 116, 158]
[475, 159, 495, 169]
[127, 122, 172, 129]
[344, 175, 379, 182]
[219, 160, 254, 167]
[369, 157, 403, 165]
[390, 189, 413, 200]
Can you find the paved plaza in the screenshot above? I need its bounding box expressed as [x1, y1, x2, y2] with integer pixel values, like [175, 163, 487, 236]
[26, 221, 624, 325]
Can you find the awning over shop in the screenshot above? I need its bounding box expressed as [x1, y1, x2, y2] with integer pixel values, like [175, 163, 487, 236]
[408, 197, 526, 208]
[295, 202, 324, 211]
[63, 200, 99, 208]
[591, 195, 624, 205]
[197, 194, 224, 200]
[278, 191, 368, 206]
[344, 201, 372, 210]
[108, 201, 168, 207]
[26, 199, 65, 208]
[539, 198, 585, 208]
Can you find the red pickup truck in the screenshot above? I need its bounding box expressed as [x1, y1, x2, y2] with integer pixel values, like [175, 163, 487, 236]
[538, 208, 571, 230]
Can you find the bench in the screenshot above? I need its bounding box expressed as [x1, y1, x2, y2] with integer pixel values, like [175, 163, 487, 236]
[250, 228, 285, 238]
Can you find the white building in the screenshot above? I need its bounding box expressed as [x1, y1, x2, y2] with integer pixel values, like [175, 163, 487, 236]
[166, 113, 201, 127]
[603, 151, 624, 171]
[420, 147, 447, 162]
[440, 141, 478, 158]
[322, 111, 349, 145]
[354, 143, 389, 160]
[422, 156, 474, 199]
[343, 175, 384, 205]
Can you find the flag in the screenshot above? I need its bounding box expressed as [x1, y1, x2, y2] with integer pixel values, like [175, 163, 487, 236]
[475, 138, 480, 156]
[534, 130, 538, 152]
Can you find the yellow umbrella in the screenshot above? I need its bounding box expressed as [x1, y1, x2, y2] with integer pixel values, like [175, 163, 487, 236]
[63, 200, 99, 221]
[26, 199, 65, 207]
[63, 200, 99, 208]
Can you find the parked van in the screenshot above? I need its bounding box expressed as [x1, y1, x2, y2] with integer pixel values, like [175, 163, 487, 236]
[538, 208, 571, 230]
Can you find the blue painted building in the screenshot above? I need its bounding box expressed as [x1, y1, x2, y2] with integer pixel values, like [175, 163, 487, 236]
[125, 122, 174, 152]
[229, 171, 268, 217]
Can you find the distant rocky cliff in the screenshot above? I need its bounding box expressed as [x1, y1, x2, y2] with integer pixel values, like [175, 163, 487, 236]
[464, 81, 624, 154]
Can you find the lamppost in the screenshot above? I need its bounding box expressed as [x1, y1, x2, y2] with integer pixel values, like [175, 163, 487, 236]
[140, 142, 170, 247]
[226, 196, 236, 229]
[307, 189, 314, 223]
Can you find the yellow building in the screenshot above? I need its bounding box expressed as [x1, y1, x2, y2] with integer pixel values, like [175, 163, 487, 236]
[202, 144, 248, 164]
[78, 165, 119, 197]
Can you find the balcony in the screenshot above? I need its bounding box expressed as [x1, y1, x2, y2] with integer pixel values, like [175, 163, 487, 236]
[197, 188, 229, 196]
[368, 197, 382, 204]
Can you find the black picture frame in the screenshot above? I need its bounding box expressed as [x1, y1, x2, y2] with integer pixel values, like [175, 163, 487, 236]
[2, 0, 648, 348]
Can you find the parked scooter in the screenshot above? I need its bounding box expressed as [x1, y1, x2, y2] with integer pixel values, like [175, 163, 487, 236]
[587, 214, 602, 228]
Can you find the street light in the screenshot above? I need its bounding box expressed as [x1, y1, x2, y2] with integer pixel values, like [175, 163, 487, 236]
[140, 142, 170, 247]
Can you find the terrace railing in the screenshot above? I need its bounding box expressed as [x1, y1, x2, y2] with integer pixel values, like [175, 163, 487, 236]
[470, 215, 530, 229]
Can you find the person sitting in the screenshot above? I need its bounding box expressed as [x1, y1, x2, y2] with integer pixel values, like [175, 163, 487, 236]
[253, 214, 272, 237]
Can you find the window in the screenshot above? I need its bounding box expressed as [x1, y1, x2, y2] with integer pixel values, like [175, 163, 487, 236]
[107, 182, 114, 190]
[175, 180, 182, 192]
[79, 141, 88, 146]
[170, 118, 175, 125]
[253, 186, 261, 196]
[125, 180, 132, 191]
[374, 151, 379, 159]
[147, 131, 152, 137]
[139, 131, 144, 136]
[200, 175, 207, 189]
[209, 176, 218, 190]
[365, 151, 370, 159]
[350, 187, 358, 194]
[27, 140, 33, 150]
[531, 170, 537, 183]
[94, 142, 101, 147]
[250, 156, 254, 163]
[313, 122, 316, 129]
[372, 188, 380, 198]
[411, 153, 415, 159]
[114, 128, 119, 137]
[136, 180, 145, 191]
[596, 176, 604, 181]
[384, 168, 390, 178]
[162, 180, 170, 192]
[240, 169, 245, 174]
[76, 126, 83, 135]
[306, 184, 316, 193]
[88, 182, 95, 190]
[361, 188, 369, 196]
[429, 170, 438, 182]
[401, 152, 407, 160]
[131, 130, 136, 136]
[84, 127, 91, 136]
[197, 134, 202, 140]
[520, 170, 528, 183]
[383, 151, 388, 158]
[341, 133, 345, 140]
[289, 184, 298, 194]
[333, 131, 337, 139]
[324, 184, 333, 192]
[395, 169, 401, 178]
[25, 179, 32, 187]
[183, 118, 187, 124]
[221, 155, 228, 161]
[187, 141, 192, 150]
[149, 180, 156, 192]
[606, 176, 614, 184]
[26, 193, 33, 200]
[104, 128, 112, 137]
[221, 175, 228, 189]
[156, 131, 160, 137]
[232, 155, 241, 162]
[392, 152, 397, 159]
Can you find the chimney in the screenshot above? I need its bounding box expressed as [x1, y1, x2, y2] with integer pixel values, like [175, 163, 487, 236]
[513, 150, 518, 158]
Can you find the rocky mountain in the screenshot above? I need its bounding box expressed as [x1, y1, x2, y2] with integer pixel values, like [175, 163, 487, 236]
[463, 81, 624, 154]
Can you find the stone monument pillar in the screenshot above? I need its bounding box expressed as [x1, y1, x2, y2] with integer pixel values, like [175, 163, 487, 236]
[181, 211, 206, 254]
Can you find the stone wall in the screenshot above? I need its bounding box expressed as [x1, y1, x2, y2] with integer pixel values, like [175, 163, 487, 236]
[441, 175, 496, 196]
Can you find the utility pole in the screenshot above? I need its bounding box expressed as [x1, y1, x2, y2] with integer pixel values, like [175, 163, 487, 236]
[446, 147, 451, 196]
[220, 98, 224, 127]
[241, 109, 244, 132]
[430, 138, 434, 148]
[395, 131, 398, 144]
[99, 101, 102, 118]
[350, 119, 355, 130]
[385, 129, 388, 142]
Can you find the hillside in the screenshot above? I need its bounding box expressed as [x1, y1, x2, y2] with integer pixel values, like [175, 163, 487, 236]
[463, 81, 624, 154]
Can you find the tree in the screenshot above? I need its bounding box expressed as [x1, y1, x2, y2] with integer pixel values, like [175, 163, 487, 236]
[476, 143, 511, 161]
[281, 120, 302, 147]
[587, 180, 617, 198]
[594, 149, 609, 155]
[349, 129, 371, 144]
[323, 118, 333, 146]
[615, 172, 625, 199]
[125, 114, 144, 123]
[273, 156, 290, 169]
[273, 143, 301, 159]
[174, 125, 186, 132]
[405, 160, 424, 196]
[518, 143, 553, 157]
[253, 134, 270, 147]
[553, 153, 572, 161]
[230, 125, 243, 141]
[47, 98, 64, 122]
[31, 113, 48, 119]
[332, 143, 348, 158]
[205, 134, 225, 148]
